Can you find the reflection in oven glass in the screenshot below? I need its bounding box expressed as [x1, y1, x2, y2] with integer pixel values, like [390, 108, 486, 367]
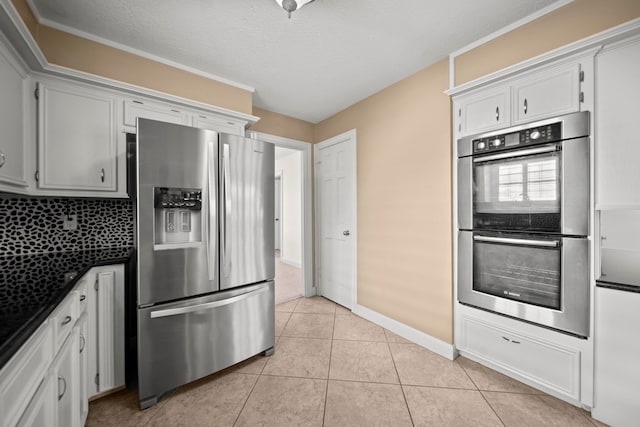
[473, 240, 561, 310]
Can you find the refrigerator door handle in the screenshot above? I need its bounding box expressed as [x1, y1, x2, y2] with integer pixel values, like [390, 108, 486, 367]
[222, 142, 231, 276]
[206, 139, 217, 281]
[149, 286, 269, 318]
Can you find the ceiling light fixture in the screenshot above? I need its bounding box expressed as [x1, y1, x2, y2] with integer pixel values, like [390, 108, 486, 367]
[274, 0, 315, 18]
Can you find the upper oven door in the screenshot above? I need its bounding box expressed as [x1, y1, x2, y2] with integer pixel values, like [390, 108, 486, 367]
[473, 144, 561, 233]
[472, 137, 588, 235]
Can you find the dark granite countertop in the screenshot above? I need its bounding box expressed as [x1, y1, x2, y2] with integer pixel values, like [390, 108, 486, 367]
[0, 247, 133, 370]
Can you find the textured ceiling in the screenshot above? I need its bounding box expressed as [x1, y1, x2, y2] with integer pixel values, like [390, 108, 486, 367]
[30, 0, 559, 123]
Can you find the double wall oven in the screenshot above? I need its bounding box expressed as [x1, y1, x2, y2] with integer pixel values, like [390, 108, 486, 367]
[458, 112, 590, 337]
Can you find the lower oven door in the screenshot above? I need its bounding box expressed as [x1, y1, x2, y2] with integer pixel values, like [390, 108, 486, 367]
[458, 231, 589, 337]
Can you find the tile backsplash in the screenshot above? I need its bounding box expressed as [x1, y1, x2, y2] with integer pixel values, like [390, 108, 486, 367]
[0, 195, 134, 256]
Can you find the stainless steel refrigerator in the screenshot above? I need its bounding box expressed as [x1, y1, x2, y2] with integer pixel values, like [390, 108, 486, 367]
[133, 118, 275, 409]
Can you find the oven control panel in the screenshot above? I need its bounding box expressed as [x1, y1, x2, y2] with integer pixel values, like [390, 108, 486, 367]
[473, 122, 562, 154]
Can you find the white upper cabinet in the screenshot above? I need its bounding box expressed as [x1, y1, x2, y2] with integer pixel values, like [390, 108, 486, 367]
[595, 36, 640, 209]
[37, 80, 117, 192]
[192, 113, 245, 136]
[512, 63, 581, 124]
[123, 98, 189, 127]
[456, 86, 510, 136]
[0, 37, 28, 190]
[454, 58, 587, 138]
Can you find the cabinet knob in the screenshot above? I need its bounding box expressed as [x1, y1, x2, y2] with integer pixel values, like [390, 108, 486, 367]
[495, 107, 499, 122]
[0, 150, 4, 168]
[343, 230, 350, 236]
[79, 334, 86, 353]
[100, 168, 105, 183]
[61, 315, 72, 326]
[524, 98, 528, 114]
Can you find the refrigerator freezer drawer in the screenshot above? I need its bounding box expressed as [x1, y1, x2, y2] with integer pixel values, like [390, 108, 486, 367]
[137, 281, 275, 408]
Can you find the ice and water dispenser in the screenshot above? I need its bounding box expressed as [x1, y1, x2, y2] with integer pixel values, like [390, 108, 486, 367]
[153, 187, 203, 248]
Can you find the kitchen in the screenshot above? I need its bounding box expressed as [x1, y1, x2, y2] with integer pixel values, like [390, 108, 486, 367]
[1, 0, 640, 426]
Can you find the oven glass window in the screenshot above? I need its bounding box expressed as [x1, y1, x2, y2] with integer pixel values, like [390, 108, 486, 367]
[474, 150, 561, 232]
[473, 236, 561, 310]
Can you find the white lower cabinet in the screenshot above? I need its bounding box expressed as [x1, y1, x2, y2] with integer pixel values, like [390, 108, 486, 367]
[16, 374, 56, 427]
[86, 265, 126, 398]
[77, 313, 89, 425]
[1, 263, 125, 427]
[51, 330, 80, 427]
[592, 287, 640, 427]
[459, 316, 581, 401]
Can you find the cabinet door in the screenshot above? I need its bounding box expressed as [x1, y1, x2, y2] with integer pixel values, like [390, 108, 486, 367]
[512, 63, 581, 124]
[86, 265, 125, 398]
[38, 81, 117, 191]
[76, 314, 89, 426]
[0, 39, 28, 189]
[16, 374, 57, 427]
[595, 38, 640, 208]
[192, 114, 245, 136]
[123, 99, 188, 127]
[593, 287, 640, 427]
[458, 86, 510, 136]
[51, 331, 80, 427]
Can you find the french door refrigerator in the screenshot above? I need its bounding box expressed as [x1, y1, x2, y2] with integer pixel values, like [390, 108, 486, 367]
[134, 118, 275, 409]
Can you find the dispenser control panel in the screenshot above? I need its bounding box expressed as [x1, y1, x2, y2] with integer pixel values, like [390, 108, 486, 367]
[154, 187, 202, 210]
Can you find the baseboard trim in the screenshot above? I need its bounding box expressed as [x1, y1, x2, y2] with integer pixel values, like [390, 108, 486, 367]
[352, 304, 458, 361]
[280, 256, 302, 269]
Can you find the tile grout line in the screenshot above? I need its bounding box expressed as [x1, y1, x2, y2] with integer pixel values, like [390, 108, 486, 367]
[322, 309, 337, 426]
[231, 298, 299, 426]
[386, 340, 415, 426]
[458, 360, 507, 427]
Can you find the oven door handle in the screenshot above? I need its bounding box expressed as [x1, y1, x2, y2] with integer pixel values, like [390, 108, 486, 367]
[473, 235, 560, 248]
[472, 144, 559, 163]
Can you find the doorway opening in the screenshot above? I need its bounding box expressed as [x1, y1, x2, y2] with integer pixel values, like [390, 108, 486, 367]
[250, 131, 313, 304]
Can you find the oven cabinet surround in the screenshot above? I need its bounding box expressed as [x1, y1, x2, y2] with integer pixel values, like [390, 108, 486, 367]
[594, 35, 640, 210]
[0, 264, 125, 427]
[453, 53, 591, 139]
[0, 33, 28, 193]
[450, 44, 600, 408]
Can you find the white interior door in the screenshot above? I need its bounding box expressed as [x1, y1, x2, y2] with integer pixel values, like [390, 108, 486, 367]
[316, 130, 356, 309]
[274, 176, 282, 251]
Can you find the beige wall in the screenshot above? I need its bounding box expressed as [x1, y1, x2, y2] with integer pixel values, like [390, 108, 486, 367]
[250, 107, 314, 142]
[12, 0, 253, 115]
[315, 60, 454, 343]
[455, 0, 640, 85]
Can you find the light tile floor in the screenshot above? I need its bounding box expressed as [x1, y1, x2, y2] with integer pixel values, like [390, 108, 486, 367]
[87, 296, 608, 427]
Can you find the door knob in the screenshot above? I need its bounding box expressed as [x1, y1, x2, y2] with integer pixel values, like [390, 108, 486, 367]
[275, 218, 279, 221]
[343, 230, 350, 236]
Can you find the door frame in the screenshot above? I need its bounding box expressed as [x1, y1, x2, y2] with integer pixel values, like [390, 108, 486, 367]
[274, 172, 283, 251]
[314, 129, 358, 308]
[250, 131, 314, 298]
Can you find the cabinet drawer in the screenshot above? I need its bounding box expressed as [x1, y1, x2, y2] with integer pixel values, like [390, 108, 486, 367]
[0, 322, 53, 427]
[461, 317, 580, 400]
[50, 293, 78, 353]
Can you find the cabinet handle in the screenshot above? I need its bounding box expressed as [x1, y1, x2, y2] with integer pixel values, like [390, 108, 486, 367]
[524, 98, 528, 114]
[100, 168, 105, 183]
[58, 376, 67, 400]
[79, 294, 86, 302]
[61, 315, 72, 326]
[495, 107, 499, 122]
[0, 150, 5, 168]
[502, 336, 521, 344]
[79, 334, 86, 353]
